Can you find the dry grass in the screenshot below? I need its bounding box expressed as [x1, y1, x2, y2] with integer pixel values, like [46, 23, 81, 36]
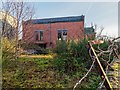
[19, 54, 56, 59]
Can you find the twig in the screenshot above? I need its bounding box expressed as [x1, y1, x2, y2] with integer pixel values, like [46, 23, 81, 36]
[73, 49, 95, 90]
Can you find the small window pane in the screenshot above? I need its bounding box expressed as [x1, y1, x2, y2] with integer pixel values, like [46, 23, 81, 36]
[58, 30, 62, 40]
[63, 30, 67, 35]
[35, 30, 43, 41]
[40, 31, 43, 41]
[35, 31, 39, 41]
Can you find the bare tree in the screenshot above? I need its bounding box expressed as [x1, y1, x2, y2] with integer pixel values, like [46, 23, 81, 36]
[1, 0, 34, 59]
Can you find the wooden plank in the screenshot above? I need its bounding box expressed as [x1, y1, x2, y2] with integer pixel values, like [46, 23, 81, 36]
[88, 42, 113, 90]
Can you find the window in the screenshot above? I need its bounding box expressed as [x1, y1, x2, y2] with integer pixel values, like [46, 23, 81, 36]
[58, 30, 67, 40]
[58, 30, 62, 40]
[63, 30, 67, 35]
[35, 30, 43, 41]
[35, 31, 39, 41]
[40, 31, 43, 41]
[62, 30, 67, 40]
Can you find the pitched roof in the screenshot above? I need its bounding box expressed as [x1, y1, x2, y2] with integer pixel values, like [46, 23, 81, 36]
[84, 26, 95, 34]
[26, 15, 84, 24]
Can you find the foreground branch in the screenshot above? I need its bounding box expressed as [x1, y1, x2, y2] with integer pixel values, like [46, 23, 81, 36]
[73, 52, 95, 90]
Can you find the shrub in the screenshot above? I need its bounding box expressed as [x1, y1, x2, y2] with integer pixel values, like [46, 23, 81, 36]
[53, 56, 80, 74]
[21, 43, 49, 54]
[2, 37, 16, 61]
[55, 40, 69, 54]
[69, 39, 90, 62]
[54, 39, 113, 89]
[54, 39, 113, 74]
[54, 39, 91, 74]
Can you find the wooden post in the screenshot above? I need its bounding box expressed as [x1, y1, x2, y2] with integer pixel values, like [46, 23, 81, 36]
[88, 42, 112, 90]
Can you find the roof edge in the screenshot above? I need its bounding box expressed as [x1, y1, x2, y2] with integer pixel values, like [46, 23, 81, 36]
[25, 15, 84, 24]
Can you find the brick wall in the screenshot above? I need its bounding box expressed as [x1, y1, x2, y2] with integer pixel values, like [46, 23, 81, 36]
[23, 21, 85, 48]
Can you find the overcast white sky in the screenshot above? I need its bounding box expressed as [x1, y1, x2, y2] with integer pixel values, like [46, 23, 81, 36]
[0, 1, 119, 37]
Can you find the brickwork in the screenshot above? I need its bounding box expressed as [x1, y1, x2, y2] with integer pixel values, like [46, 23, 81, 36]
[23, 21, 85, 48]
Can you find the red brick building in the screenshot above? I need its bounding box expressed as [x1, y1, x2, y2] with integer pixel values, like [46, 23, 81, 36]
[22, 15, 95, 49]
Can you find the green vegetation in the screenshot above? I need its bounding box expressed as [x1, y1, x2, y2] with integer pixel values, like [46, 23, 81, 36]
[2, 37, 16, 61]
[3, 39, 111, 89]
[3, 57, 100, 88]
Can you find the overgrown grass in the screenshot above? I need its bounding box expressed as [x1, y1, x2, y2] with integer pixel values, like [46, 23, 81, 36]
[4, 39, 110, 89]
[2, 56, 101, 89]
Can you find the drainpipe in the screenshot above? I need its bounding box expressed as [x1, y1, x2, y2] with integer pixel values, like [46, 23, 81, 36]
[49, 22, 52, 48]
